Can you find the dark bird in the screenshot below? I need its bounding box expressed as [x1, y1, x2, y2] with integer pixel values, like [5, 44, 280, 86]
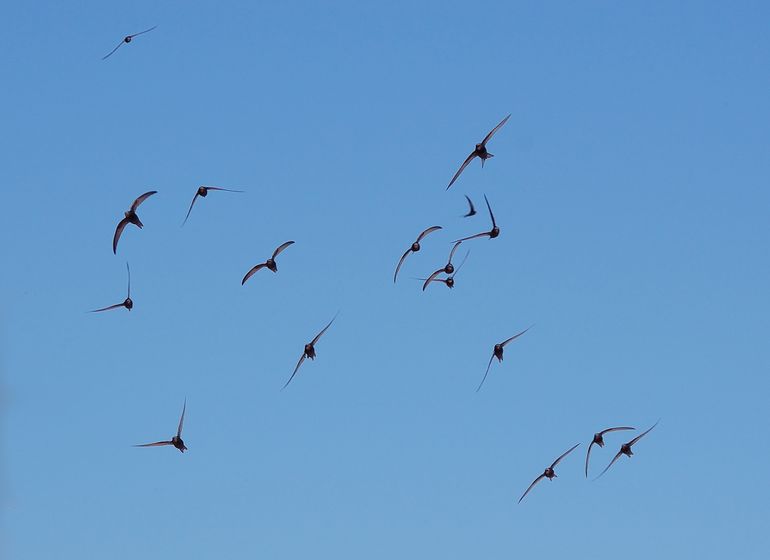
[241, 241, 295, 285]
[584, 426, 635, 478]
[393, 226, 442, 283]
[446, 114, 511, 190]
[518, 443, 580, 503]
[102, 26, 158, 60]
[463, 195, 477, 217]
[112, 190, 157, 254]
[455, 194, 499, 243]
[90, 262, 133, 313]
[134, 399, 188, 453]
[283, 315, 337, 389]
[596, 420, 659, 479]
[182, 185, 244, 226]
[421, 248, 469, 291]
[477, 325, 533, 392]
[421, 241, 464, 286]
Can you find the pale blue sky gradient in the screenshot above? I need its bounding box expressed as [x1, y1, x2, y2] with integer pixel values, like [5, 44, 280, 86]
[2, 2, 769, 558]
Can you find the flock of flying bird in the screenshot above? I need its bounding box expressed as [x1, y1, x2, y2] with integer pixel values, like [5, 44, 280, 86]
[96, 27, 659, 503]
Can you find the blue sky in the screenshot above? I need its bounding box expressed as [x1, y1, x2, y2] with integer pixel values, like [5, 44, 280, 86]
[2, 1, 769, 558]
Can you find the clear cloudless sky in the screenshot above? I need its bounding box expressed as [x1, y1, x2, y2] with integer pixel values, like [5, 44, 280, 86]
[1, 1, 769, 558]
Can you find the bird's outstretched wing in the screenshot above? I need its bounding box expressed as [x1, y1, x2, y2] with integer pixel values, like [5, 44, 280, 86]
[585, 441, 596, 478]
[393, 248, 412, 283]
[102, 41, 125, 60]
[416, 225, 442, 243]
[518, 473, 546, 504]
[134, 440, 173, 448]
[446, 152, 477, 190]
[181, 192, 201, 226]
[422, 268, 445, 291]
[595, 450, 624, 480]
[205, 186, 244, 193]
[177, 399, 186, 438]
[483, 194, 496, 228]
[89, 302, 125, 313]
[131, 191, 157, 211]
[551, 443, 580, 469]
[476, 354, 496, 392]
[501, 325, 533, 347]
[453, 231, 491, 243]
[463, 195, 476, 217]
[601, 426, 636, 436]
[272, 241, 295, 259]
[311, 316, 337, 345]
[283, 353, 306, 390]
[242, 263, 267, 285]
[125, 262, 131, 298]
[628, 420, 659, 446]
[481, 114, 511, 146]
[129, 26, 158, 38]
[113, 217, 130, 254]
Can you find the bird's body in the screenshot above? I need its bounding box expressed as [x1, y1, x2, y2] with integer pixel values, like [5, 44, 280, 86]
[518, 443, 580, 503]
[242, 241, 295, 284]
[113, 191, 157, 254]
[102, 26, 158, 60]
[283, 315, 337, 389]
[135, 399, 188, 453]
[596, 420, 659, 479]
[394, 226, 442, 283]
[477, 325, 533, 392]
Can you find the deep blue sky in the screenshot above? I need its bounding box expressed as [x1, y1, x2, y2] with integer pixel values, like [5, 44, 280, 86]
[2, 1, 769, 558]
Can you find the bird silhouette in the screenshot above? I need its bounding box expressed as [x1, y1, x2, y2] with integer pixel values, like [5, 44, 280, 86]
[102, 26, 158, 60]
[134, 399, 188, 453]
[455, 194, 499, 242]
[420, 249, 469, 291]
[393, 226, 442, 283]
[112, 190, 157, 254]
[90, 262, 133, 313]
[518, 443, 580, 503]
[477, 325, 533, 392]
[421, 241, 464, 286]
[463, 195, 477, 217]
[182, 186, 244, 226]
[446, 114, 511, 190]
[283, 315, 337, 389]
[596, 420, 659, 479]
[242, 241, 295, 285]
[584, 426, 635, 477]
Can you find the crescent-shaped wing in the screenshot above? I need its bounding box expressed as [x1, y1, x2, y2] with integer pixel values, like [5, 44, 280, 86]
[272, 240, 295, 259]
[177, 399, 186, 438]
[283, 353, 306, 390]
[89, 302, 125, 313]
[476, 354, 496, 392]
[393, 248, 412, 283]
[447, 240, 463, 264]
[453, 231, 491, 243]
[446, 152, 477, 190]
[483, 194, 496, 228]
[241, 263, 267, 285]
[102, 41, 124, 60]
[125, 262, 131, 298]
[481, 114, 511, 146]
[416, 225, 442, 243]
[463, 195, 476, 217]
[131, 190, 157, 211]
[501, 325, 534, 348]
[451, 250, 470, 278]
[422, 268, 445, 291]
[204, 186, 245, 193]
[600, 426, 635, 436]
[112, 217, 130, 254]
[134, 441, 173, 448]
[518, 474, 546, 504]
[181, 192, 200, 226]
[129, 26, 158, 38]
[585, 441, 596, 478]
[311, 315, 337, 345]
[595, 450, 624, 480]
[628, 420, 659, 447]
[551, 443, 580, 469]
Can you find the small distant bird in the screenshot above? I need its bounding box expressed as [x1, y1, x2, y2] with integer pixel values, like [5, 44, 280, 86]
[393, 226, 442, 283]
[518, 443, 580, 503]
[112, 190, 157, 254]
[242, 241, 295, 285]
[102, 26, 158, 60]
[182, 186, 244, 226]
[90, 262, 133, 313]
[421, 241, 464, 285]
[455, 194, 499, 243]
[446, 114, 511, 190]
[477, 325, 532, 392]
[463, 195, 477, 217]
[584, 426, 635, 477]
[283, 315, 337, 389]
[596, 420, 659, 479]
[420, 249, 469, 291]
[134, 399, 188, 453]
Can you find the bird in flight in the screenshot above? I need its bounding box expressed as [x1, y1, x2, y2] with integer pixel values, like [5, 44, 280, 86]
[476, 325, 532, 392]
[134, 399, 188, 453]
[420, 248, 469, 291]
[283, 315, 337, 389]
[584, 426, 635, 478]
[518, 443, 580, 503]
[595, 420, 659, 479]
[102, 26, 158, 60]
[242, 241, 295, 285]
[90, 262, 133, 313]
[446, 114, 511, 190]
[393, 226, 442, 283]
[182, 186, 244, 226]
[112, 190, 157, 254]
[455, 194, 499, 243]
[463, 195, 477, 217]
